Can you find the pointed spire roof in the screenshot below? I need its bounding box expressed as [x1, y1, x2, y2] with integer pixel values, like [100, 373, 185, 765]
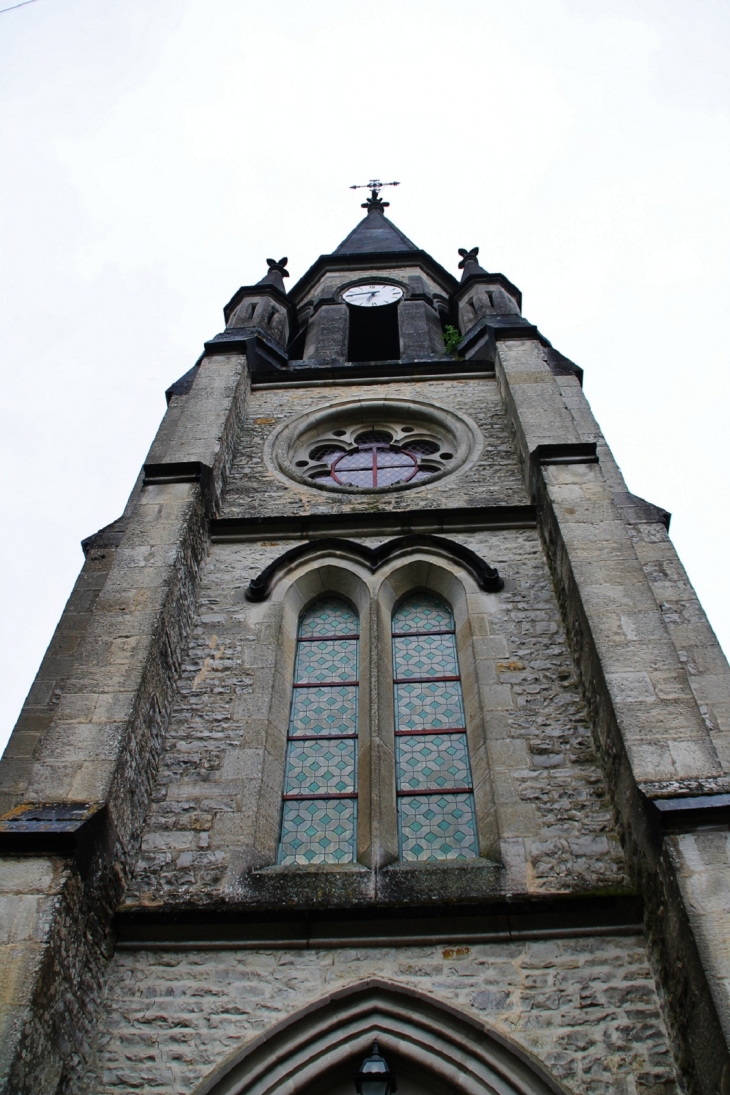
[288, 185, 458, 303]
[334, 206, 418, 255]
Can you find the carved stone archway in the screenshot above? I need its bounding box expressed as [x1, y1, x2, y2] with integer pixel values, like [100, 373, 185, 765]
[193, 979, 568, 1095]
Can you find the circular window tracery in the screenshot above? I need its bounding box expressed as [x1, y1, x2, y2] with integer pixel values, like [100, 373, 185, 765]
[269, 398, 480, 494]
[303, 427, 448, 488]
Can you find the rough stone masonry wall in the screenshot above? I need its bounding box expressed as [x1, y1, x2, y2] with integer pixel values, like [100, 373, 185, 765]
[222, 377, 528, 518]
[554, 370, 730, 777]
[124, 526, 627, 906]
[88, 936, 679, 1095]
[0, 534, 121, 815]
[0, 351, 250, 1095]
[496, 340, 730, 1094]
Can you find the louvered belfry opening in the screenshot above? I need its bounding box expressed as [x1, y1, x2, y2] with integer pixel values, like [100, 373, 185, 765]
[347, 301, 400, 362]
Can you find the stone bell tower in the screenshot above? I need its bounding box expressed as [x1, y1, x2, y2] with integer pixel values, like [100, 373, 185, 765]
[2, 183, 730, 1095]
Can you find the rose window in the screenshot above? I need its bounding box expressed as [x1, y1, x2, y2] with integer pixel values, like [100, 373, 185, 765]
[305, 430, 446, 489]
[272, 398, 479, 494]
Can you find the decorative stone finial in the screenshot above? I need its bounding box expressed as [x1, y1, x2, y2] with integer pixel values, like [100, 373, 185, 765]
[266, 257, 289, 278]
[362, 190, 389, 213]
[258, 256, 289, 293]
[458, 246, 488, 281]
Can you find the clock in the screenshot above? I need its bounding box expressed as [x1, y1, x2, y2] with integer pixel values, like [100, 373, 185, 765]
[342, 283, 404, 308]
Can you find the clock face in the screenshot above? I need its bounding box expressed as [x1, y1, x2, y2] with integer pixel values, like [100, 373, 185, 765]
[342, 283, 404, 308]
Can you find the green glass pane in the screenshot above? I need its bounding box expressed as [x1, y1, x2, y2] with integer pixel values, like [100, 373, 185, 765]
[289, 685, 358, 737]
[279, 799, 356, 865]
[398, 793, 478, 861]
[279, 598, 360, 864]
[393, 633, 458, 679]
[396, 732, 472, 791]
[295, 639, 358, 683]
[284, 738, 356, 796]
[299, 598, 358, 638]
[395, 680, 465, 732]
[392, 595, 453, 634]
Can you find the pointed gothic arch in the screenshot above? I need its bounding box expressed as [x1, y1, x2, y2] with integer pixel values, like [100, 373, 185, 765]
[193, 979, 567, 1095]
[245, 535, 503, 603]
[259, 543, 503, 867]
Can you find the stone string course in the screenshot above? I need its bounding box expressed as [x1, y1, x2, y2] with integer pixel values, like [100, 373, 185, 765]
[89, 937, 678, 1095]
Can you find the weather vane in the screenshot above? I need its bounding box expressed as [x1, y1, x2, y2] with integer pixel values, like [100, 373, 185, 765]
[350, 178, 400, 211]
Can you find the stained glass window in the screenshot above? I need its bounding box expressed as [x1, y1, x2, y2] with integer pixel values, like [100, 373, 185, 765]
[392, 594, 478, 861]
[306, 431, 442, 488]
[278, 598, 359, 865]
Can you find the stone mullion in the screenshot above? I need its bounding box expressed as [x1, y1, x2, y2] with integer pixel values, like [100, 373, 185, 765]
[367, 595, 398, 869]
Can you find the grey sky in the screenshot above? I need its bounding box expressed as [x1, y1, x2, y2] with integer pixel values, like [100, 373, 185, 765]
[1, 0, 728, 755]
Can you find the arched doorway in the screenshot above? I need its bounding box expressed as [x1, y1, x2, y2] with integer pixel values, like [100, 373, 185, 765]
[193, 979, 567, 1095]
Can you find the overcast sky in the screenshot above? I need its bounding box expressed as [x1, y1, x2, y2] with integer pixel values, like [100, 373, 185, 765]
[1, 0, 729, 757]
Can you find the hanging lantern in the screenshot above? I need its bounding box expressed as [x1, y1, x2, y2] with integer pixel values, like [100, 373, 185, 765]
[354, 1042, 397, 1095]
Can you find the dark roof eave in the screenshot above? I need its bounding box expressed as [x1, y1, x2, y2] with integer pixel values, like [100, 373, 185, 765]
[289, 250, 459, 305]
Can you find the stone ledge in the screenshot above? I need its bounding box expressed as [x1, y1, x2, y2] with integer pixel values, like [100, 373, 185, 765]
[646, 792, 730, 833]
[116, 892, 643, 950]
[210, 505, 537, 543]
[0, 801, 105, 857]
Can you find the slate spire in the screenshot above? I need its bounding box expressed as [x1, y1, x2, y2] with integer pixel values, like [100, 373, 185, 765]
[333, 206, 418, 255]
[334, 189, 418, 255]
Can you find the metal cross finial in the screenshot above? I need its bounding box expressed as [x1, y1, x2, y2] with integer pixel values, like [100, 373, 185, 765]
[350, 178, 400, 211]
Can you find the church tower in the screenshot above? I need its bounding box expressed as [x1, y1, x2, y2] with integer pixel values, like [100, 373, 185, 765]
[2, 185, 730, 1095]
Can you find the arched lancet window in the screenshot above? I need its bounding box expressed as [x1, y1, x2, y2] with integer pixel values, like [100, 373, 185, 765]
[392, 594, 478, 861]
[278, 598, 359, 865]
